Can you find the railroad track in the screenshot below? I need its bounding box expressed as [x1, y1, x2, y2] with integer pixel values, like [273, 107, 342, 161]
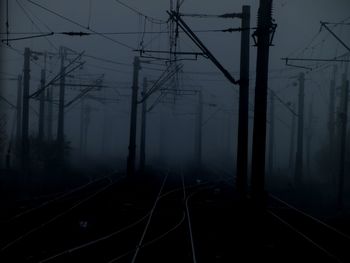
[115, 170, 212, 263]
[0, 169, 213, 262]
[35, 170, 211, 263]
[1, 173, 120, 225]
[0, 171, 125, 261]
[267, 194, 350, 263]
[208, 167, 350, 262]
[5, 166, 345, 262]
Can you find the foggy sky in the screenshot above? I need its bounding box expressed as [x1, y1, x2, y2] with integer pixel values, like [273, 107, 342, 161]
[1, 0, 350, 169]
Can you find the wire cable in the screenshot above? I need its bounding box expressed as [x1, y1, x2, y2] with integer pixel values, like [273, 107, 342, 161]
[1, 32, 54, 43]
[0, 29, 240, 36]
[114, 0, 166, 25]
[15, 0, 58, 51]
[26, 0, 134, 50]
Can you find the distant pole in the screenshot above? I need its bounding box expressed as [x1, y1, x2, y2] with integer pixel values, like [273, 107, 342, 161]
[251, 0, 274, 201]
[56, 47, 66, 164]
[225, 113, 231, 163]
[294, 72, 305, 186]
[328, 65, 337, 184]
[127, 57, 141, 176]
[195, 90, 203, 169]
[38, 69, 46, 142]
[46, 87, 53, 141]
[16, 74, 22, 153]
[337, 62, 349, 210]
[21, 47, 31, 172]
[268, 92, 275, 177]
[101, 86, 107, 155]
[159, 108, 166, 165]
[139, 77, 148, 171]
[328, 65, 337, 150]
[83, 105, 91, 156]
[79, 99, 85, 158]
[288, 103, 296, 174]
[236, 5, 250, 196]
[306, 102, 313, 177]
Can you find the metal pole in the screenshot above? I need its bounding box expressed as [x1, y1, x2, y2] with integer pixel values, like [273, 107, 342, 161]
[101, 88, 107, 155]
[57, 47, 66, 164]
[16, 74, 22, 154]
[127, 57, 140, 176]
[83, 105, 91, 157]
[21, 48, 31, 172]
[79, 99, 85, 158]
[268, 92, 275, 177]
[195, 91, 203, 169]
[251, 0, 274, 201]
[38, 69, 46, 142]
[328, 65, 337, 183]
[159, 108, 166, 165]
[46, 87, 53, 141]
[294, 72, 305, 186]
[329, 66, 337, 147]
[337, 62, 349, 210]
[139, 77, 147, 171]
[236, 5, 250, 196]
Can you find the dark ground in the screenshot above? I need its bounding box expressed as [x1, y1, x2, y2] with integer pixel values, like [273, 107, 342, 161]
[0, 168, 350, 263]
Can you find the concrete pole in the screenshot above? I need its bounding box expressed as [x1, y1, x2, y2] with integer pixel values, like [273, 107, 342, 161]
[127, 57, 141, 176]
[101, 88, 107, 155]
[79, 99, 85, 159]
[46, 87, 53, 142]
[329, 65, 337, 151]
[83, 105, 91, 157]
[159, 107, 166, 165]
[16, 75, 22, 153]
[195, 91, 203, 169]
[251, 0, 274, 201]
[21, 48, 31, 172]
[236, 5, 250, 196]
[139, 77, 147, 171]
[268, 92, 275, 177]
[57, 47, 66, 164]
[328, 65, 337, 184]
[337, 62, 349, 210]
[38, 69, 46, 142]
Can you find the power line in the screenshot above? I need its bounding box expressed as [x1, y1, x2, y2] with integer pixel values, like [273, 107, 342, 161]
[1, 32, 54, 43]
[26, 0, 134, 50]
[286, 15, 350, 65]
[71, 52, 166, 71]
[85, 64, 131, 74]
[320, 22, 350, 52]
[270, 89, 298, 117]
[20, 0, 54, 33]
[15, 0, 58, 50]
[114, 0, 166, 25]
[0, 29, 233, 35]
[82, 54, 130, 66]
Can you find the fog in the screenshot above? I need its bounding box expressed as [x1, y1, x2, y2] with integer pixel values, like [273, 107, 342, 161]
[0, 1, 350, 261]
